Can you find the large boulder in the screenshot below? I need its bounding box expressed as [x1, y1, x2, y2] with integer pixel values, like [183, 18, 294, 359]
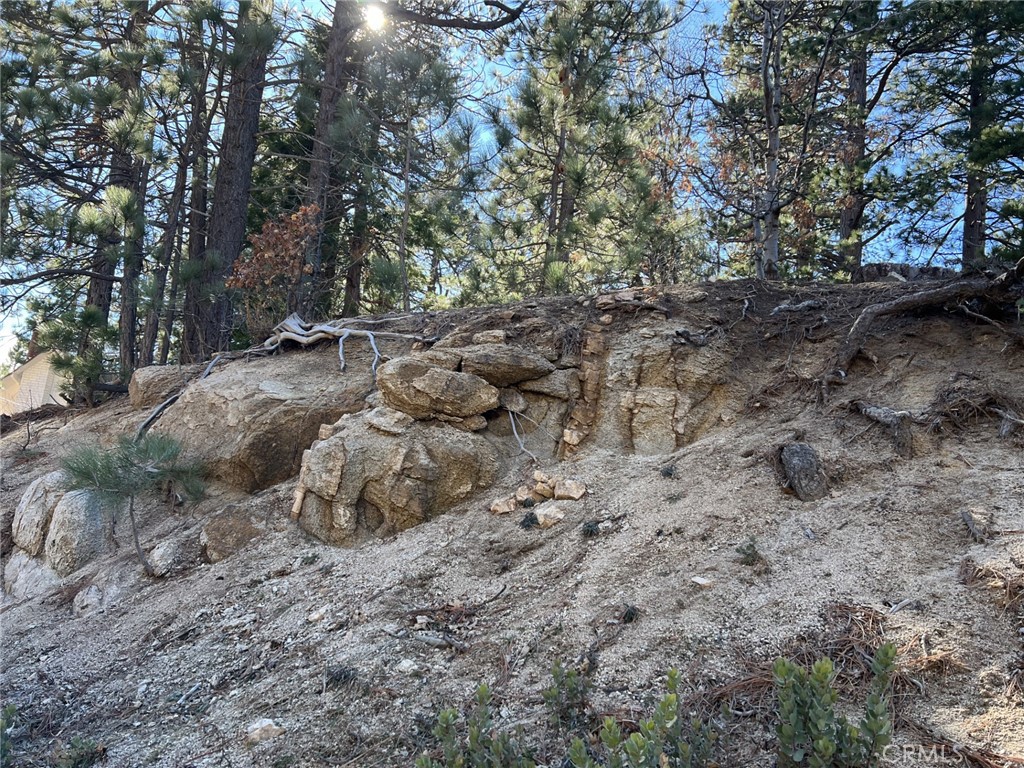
[376, 357, 499, 421]
[158, 350, 374, 492]
[129, 364, 205, 408]
[43, 490, 111, 577]
[3, 549, 60, 599]
[294, 407, 499, 546]
[200, 508, 262, 563]
[11, 470, 67, 556]
[457, 345, 556, 387]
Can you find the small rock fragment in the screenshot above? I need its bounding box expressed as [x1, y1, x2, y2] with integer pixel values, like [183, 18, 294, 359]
[562, 429, 585, 446]
[535, 506, 565, 529]
[490, 497, 518, 515]
[534, 482, 554, 499]
[514, 485, 534, 503]
[690, 576, 714, 588]
[307, 607, 327, 623]
[396, 659, 419, 675]
[554, 479, 586, 500]
[247, 719, 286, 744]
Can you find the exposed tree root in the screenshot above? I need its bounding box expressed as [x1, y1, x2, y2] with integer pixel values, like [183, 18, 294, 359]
[259, 313, 438, 375]
[821, 257, 1024, 398]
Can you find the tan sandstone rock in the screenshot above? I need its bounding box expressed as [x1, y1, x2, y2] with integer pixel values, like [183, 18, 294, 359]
[554, 479, 587, 500]
[458, 345, 556, 387]
[376, 356, 499, 420]
[129, 364, 205, 408]
[295, 412, 498, 546]
[200, 509, 262, 563]
[158, 350, 371, 492]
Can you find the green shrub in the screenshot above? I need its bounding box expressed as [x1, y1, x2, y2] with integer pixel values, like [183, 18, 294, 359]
[415, 684, 535, 768]
[567, 670, 717, 768]
[543, 660, 590, 733]
[774, 643, 896, 768]
[1, 704, 16, 768]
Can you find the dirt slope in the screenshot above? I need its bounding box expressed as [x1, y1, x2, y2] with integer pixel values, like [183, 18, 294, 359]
[1, 280, 1022, 767]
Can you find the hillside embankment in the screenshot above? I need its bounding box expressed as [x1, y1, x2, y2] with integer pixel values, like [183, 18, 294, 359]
[2, 279, 1022, 767]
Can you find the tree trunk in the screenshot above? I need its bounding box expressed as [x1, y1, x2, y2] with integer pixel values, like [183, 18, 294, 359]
[118, 158, 150, 380]
[142, 21, 209, 367]
[340, 110, 381, 318]
[342, 191, 370, 317]
[963, 18, 989, 274]
[80, 4, 149, 359]
[298, 0, 363, 315]
[543, 122, 568, 290]
[838, 1, 875, 274]
[397, 119, 414, 312]
[182, 2, 274, 362]
[757, 0, 786, 280]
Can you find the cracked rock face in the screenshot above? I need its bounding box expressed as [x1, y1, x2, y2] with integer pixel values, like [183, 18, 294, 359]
[376, 356, 500, 420]
[294, 408, 498, 546]
[158, 353, 373, 492]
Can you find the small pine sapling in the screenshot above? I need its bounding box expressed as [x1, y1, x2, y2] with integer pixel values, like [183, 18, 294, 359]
[61, 433, 205, 577]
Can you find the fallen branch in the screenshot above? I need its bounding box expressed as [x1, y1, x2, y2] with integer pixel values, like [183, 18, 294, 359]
[258, 313, 437, 373]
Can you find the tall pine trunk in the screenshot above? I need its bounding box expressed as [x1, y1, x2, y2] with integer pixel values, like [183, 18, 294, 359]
[298, 0, 363, 316]
[838, 2, 875, 275]
[758, 1, 785, 280]
[962, 18, 989, 274]
[182, 2, 275, 362]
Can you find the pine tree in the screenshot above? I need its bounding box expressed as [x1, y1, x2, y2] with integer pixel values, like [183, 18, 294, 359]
[483, 0, 682, 296]
[61, 433, 205, 577]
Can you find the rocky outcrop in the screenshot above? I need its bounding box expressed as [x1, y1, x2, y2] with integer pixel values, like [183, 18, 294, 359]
[12, 470, 66, 556]
[129, 364, 205, 408]
[43, 490, 111, 577]
[3, 549, 60, 599]
[157, 351, 374, 492]
[457, 345, 556, 387]
[293, 407, 498, 546]
[376, 357, 499, 421]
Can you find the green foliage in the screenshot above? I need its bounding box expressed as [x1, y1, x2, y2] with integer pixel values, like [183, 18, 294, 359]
[62, 433, 205, 507]
[568, 670, 717, 768]
[415, 684, 535, 768]
[55, 736, 104, 768]
[1, 704, 16, 768]
[35, 304, 117, 403]
[773, 643, 896, 768]
[61, 433, 204, 576]
[735, 537, 769, 573]
[543, 661, 591, 733]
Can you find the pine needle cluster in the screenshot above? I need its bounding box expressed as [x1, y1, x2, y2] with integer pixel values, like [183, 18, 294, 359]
[61, 433, 205, 576]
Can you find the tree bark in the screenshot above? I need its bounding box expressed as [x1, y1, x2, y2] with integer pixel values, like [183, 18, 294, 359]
[757, 0, 786, 280]
[298, 0, 363, 316]
[118, 159, 150, 380]
[182, 2, 275, 362]
[962, 17, 990, 274]
[838, 1, 875, 274]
